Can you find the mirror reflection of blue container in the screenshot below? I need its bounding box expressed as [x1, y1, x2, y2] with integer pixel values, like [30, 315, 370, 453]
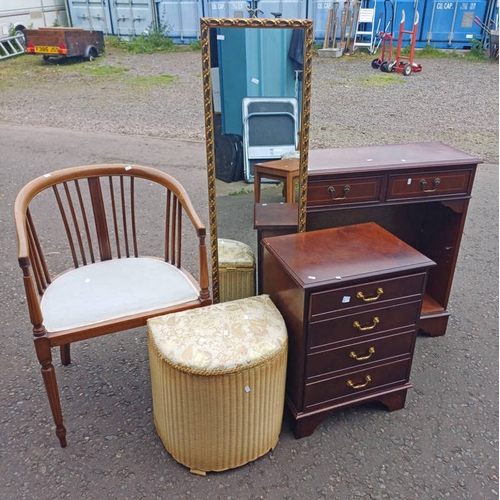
[217, 28, 301, 136]
[156, 0, 203, 42]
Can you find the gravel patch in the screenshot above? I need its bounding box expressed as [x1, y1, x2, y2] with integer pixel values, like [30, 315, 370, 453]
[0, 49, 497, 163]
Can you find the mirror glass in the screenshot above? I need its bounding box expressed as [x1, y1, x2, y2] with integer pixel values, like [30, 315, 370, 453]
[200, 17, 313, 302]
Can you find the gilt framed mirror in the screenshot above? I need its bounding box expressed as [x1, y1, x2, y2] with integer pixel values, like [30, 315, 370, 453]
[200, 17, 314, 303]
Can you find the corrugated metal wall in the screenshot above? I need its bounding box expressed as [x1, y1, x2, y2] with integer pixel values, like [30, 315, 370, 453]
[65, 0, 498, 48]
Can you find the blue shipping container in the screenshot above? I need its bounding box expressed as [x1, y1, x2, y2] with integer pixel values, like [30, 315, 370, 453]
[418, 0, 490, 48]
[67, 0, 155, 36]
[203, 0, 305, 19]
[156, 0, 203, 41]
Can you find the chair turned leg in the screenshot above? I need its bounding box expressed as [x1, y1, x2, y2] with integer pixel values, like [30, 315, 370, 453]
[35, 337, 67, 447]
[60, 344, 71, 366]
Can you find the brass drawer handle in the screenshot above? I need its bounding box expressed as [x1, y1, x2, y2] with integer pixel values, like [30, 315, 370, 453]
[347, 375, 372, 389]
[356, 287, 384, 302]
[419, 177, 441, 193]
[350, 347, 375, 361]
[327, 184, 351, 200]
[353, 317, 379, 331]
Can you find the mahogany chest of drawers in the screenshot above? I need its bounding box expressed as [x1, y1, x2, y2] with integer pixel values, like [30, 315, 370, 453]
[261, 222, 435, 438]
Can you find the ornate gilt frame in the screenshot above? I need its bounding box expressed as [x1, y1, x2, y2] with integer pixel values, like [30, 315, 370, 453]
[200, 17, 314, 303]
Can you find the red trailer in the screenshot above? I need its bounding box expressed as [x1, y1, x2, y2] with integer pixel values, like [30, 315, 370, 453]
[24, 27, 104, 62]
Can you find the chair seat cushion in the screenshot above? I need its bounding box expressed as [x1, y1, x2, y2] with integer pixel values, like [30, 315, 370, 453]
[41, 257, 200, 332]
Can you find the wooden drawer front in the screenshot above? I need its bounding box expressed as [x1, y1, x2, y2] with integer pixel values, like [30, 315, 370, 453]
[307, 176, 383, 207]
[306, 331, 414, 379]
[304, 358, 411, 409]
[309, 273, 426, 319]
[309, 301, 421, 349]
[387, 169, 472, 200]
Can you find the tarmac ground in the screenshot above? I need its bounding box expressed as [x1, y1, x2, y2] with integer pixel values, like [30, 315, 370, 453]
[0, 122, 498, 500]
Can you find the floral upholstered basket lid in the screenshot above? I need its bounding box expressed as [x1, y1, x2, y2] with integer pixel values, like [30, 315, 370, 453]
[217, 238, 255, 268]
[147, 295, 287, 373]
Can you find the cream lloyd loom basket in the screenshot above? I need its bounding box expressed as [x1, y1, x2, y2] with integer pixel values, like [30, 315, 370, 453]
[217, 238, 256, 303]
[147, 295, 288, 475]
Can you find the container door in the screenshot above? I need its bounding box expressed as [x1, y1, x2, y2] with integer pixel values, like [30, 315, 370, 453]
[419, 0, 489, 48]
[67, 0, 112, 33]
[109, 0, 155, 36]
[156, 0, 203, 41]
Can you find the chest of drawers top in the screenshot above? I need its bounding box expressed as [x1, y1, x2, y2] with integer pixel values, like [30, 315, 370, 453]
[307, 142, 480, 176]
[261, 222, 435, 291]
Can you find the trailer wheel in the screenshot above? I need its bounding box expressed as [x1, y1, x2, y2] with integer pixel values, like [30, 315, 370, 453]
[87, 47, 98, 62]
[42, 55, 50, 61]
[371, 58, 381, 69]
[15, 27, 26, 48]
[403, 63, 412, 76]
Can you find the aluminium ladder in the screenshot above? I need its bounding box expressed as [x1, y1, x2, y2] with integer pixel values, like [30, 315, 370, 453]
[0, 34, 25, 60]
[353, 8, 376, 53]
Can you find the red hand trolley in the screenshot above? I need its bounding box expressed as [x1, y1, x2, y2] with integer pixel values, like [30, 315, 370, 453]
[389, 10, 422, 76]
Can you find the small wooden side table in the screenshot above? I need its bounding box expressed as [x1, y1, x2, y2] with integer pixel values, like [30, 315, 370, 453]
[253, 158, 300, 204]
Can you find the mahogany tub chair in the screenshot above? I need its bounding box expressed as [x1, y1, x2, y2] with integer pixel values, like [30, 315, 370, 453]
[14, 164, 211, 447]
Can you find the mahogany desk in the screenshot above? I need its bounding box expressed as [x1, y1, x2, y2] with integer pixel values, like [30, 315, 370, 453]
[254, 142, 481, 337]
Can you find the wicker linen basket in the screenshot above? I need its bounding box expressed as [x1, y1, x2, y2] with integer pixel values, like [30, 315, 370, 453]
[218, 238, 256, 302]
[147, 295, 288, 475]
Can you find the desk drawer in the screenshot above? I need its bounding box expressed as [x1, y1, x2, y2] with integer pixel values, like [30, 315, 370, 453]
[304, 358, 411, 409]
[309, 273, 427, 318]
[307, 176, 383, 207]
[306, 330, 414, 379]
[309, 301, 421, 349]
[387, 169, 472, 200]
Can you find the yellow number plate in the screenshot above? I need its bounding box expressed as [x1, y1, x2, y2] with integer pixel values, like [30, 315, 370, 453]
[35, 46, 59, 54]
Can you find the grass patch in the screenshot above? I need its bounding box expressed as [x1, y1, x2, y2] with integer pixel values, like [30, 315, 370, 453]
[356, 73, 404, 86]
[400, 44, 450, 59]
[105, 23, 175, 54]
[80, 65, 130, 76]
[399, 41, 486, 61]
[355, 42, 488, 62]
[0, 53, 177, 92]
[127, 74, 177, 87]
